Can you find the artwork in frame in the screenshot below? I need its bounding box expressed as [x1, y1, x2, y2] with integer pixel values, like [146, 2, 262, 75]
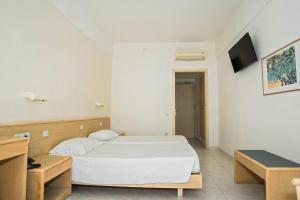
[261, 38, 300, 95]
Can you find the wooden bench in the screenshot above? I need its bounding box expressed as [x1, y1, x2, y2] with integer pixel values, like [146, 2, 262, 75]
[234, 150, 300, 200]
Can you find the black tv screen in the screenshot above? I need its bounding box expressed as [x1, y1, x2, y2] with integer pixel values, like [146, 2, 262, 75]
[228, 33, 258, 73]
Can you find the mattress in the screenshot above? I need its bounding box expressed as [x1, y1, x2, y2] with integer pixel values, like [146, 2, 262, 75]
[108, 135, 188, 144]
[72, 142, 200, 185]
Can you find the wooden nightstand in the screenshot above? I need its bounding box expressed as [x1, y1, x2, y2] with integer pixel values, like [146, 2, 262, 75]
[27, 154, 72, 200]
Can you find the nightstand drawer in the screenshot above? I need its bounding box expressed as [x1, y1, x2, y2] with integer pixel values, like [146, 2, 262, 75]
[44, 158, 72, 183]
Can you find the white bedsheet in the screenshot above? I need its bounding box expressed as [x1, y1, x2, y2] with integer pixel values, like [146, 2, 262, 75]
[72, 142, 200, 185]
[108, 135, 188, 144]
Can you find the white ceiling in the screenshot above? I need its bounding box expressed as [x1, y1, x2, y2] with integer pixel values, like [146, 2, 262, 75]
[49, 0, 245, 56]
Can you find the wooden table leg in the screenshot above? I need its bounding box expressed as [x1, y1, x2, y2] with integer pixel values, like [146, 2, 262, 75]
[0, 154, 27, 200]
[27, 173, 44, 200]
[177, 188, 183, 197]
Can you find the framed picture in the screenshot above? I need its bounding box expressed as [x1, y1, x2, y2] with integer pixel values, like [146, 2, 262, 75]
[261, 38, 300, 95]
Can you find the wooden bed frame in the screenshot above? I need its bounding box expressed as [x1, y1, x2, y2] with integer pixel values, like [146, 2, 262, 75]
[0, 117, 202, 197]
[73, 173, 202, 197]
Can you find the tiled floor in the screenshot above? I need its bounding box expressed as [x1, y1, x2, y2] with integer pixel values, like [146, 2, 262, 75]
[66, 140, 265, 200]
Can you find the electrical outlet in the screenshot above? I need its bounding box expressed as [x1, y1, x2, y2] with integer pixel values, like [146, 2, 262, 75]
[42, 130, 49, 137]
[14, 132, 31, 141]
[99, 122, 103, 127]
[79, 125, 84, 130]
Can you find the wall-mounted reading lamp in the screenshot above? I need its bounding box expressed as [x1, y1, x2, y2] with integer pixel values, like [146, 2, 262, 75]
[95, 102, 104, 108]
[24, 92, 48, 102]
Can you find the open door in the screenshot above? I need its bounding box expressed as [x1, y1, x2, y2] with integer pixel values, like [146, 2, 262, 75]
[175, 83, 195, 138]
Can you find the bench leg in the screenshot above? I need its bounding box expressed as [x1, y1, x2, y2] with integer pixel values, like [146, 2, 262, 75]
[177, 188, 183, 197]
[266, 170, 300, 200]
[234, 160, 262, 184]
[296, 185, 300, 200]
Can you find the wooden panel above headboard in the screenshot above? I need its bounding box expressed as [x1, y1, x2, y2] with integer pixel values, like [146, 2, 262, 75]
[0, 118, 110, 156]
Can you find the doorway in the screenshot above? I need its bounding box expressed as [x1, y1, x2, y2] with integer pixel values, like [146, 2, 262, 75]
[175, 81, 195, 138]
[172, 69, 208, 147]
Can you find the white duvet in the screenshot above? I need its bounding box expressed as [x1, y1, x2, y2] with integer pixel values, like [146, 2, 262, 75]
[108, 135, 188, 144]
[72, 142, 200, 185]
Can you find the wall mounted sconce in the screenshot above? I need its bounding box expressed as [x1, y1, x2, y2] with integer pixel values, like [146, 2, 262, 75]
[95, 102, 104, 108]
[24, 92, 48, 102]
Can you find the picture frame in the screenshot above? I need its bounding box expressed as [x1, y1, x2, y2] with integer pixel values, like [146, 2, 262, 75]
[261, 38, 300, 95]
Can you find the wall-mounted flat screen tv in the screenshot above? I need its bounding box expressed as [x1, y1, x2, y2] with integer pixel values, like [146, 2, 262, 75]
[228, 33, 258, 73]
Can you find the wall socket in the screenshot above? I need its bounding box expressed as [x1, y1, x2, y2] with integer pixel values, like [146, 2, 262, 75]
[79, 125, 84, 130]
[42, 130, 49, 137]
[14, 132, 31, 141]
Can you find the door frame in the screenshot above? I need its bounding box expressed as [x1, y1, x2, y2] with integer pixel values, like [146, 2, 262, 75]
[171, 67, 209, 148]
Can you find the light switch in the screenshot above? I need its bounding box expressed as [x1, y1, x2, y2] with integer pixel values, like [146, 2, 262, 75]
[42, 130, 49, 137]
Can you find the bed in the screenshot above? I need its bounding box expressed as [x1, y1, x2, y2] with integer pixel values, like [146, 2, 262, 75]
[51, 135, 202, 197]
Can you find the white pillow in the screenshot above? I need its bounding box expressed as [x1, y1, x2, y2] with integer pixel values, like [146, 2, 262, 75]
[49, 137, 101, 156]
[88, 129, 119, 141]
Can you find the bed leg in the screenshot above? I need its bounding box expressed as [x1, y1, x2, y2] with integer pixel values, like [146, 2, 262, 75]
[177, 188, 183, 197]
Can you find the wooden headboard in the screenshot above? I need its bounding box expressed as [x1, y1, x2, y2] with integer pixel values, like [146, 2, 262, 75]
[0, 118, 110, 156]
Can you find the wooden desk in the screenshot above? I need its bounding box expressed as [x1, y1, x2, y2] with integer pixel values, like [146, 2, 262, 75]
[27, 154, 72, 200]
[234, 150, 300, 200]
[0, 137, 28, 200]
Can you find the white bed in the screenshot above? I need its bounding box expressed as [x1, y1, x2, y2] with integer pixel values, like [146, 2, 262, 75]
[51, 135, 202, 196]
[72, 142, 200, 185]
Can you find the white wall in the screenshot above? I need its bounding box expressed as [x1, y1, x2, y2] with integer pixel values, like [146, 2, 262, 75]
[48, 0, 114, 57]
[111, 42, 219, 147]
[217, 0, 300, 162]
[0, 0, 112, 123]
